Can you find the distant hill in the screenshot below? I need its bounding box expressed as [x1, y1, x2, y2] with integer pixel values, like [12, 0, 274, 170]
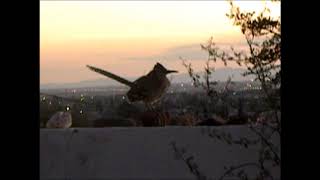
[40, 78, 132, 89]
[40, 67, 254, 89]
[169, 67, 254, 83]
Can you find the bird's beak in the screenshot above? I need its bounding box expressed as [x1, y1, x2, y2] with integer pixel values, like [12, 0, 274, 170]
[166, 70, 178, 74]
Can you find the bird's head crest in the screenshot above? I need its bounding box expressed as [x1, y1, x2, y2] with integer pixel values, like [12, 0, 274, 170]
[153, 62, 178, 74]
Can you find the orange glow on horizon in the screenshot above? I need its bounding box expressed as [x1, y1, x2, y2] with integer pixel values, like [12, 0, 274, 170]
[40, 1, 280, 84]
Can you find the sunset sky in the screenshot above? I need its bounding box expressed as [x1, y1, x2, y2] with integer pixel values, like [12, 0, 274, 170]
[40, 1, 280, 84]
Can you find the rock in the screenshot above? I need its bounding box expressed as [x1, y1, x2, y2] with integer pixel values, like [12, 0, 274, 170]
[46, 111, 72, 128]
[196, 114, 227, 126]
[93, 117, 135, 127]
[196, 118, 225, 126]
[227, 115, 248, 125]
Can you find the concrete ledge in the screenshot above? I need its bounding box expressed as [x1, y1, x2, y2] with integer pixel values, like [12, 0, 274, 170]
[40, 126, 280, 179]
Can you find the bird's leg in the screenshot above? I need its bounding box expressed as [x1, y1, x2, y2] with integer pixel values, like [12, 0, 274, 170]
[156, 106, 166, 127]
[153, 104, 165, 127]
[145, 103, 163, 126]
[145, 103, 154, 112]
[151, 104, 162, 126]
[159, 107, 167, 127]
[158, 112, 163, 127]
[151, 102, 161, 126]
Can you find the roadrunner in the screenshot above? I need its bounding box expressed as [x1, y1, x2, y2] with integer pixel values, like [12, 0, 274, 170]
[86, 63, 178, 108]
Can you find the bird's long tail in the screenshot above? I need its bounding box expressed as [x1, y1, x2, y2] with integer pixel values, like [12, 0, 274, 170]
[86, 65, 135, 88]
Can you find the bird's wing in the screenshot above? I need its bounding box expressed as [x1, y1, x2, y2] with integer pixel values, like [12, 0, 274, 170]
[87, 65, 135, 87]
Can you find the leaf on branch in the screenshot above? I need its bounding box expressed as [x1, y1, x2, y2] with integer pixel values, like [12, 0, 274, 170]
[200, 44, 207, 50]
[209, 50, 214, 56]
[223, 60, 228, 66]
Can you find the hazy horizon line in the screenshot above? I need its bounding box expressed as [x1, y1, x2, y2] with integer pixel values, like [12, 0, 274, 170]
[40, 66, 249, 85]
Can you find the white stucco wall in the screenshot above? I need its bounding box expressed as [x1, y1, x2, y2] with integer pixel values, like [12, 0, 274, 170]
[40, 126, 280, 179]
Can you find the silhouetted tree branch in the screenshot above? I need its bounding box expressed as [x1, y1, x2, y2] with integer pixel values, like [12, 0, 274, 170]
[170, 141, 207, 180]
[218, 162, 261, 180]
[178, 1, 281, 180]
